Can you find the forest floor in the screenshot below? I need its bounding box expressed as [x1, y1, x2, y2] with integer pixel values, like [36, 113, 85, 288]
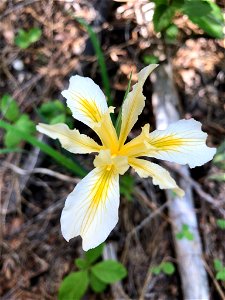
[0, 0, 225, 299]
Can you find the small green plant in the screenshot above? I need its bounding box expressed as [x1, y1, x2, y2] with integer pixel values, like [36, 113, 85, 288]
[150, 261, 175, 276]
[214, 259, 225, 281]
[38, 99, 73, 126]
[0, 94, 36, 148]
[152, 0, 224, 39]
[216, 219, 225, 230]
[15, 27, 42, 49]
[176, 224, 194, 241]
[58, 244, 127, 300]
[142, 54, 159, 65]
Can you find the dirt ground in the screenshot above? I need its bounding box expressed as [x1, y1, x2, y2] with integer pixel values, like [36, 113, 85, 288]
[0, 1, 225, 299]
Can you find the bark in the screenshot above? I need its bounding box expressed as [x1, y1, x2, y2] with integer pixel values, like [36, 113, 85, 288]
[151, 63, 210, 300]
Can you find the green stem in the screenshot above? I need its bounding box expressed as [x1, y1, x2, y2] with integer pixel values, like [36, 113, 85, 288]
[0, 120, 87, 178]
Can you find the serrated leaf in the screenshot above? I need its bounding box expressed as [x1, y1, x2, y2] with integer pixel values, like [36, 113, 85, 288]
[182, 1, 212, 18]
[0, 94, 19, 122]
[187, 1, 224, 38]
[90, 272, 107, 293]
[216, 219, 225, 230]
[153, 4, 176, 32]
[214, 259, 223, 272]
[91, 260, 127, 284]
[161, 262, 175, 275]
[58, 271, 89, 300]
[85, 243, 104, 265]
[75, 258, 88, 270]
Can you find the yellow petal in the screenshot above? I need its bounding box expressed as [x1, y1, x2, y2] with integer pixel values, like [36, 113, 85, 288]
[94, 149, 129, 175]
[93, 107, 119, 153]
[129, 157, 184, 197]
[36, 123, 102, 154]
[118, 64, 158, 149]
[119, 123, 151, 157]
[60, 166, 120, 251]
[145, 119, 216, 168]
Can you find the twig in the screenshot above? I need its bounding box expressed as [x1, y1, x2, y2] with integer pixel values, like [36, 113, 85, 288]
[3, 161, 79, 184]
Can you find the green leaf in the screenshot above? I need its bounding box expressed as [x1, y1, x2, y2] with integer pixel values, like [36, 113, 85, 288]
[176, 224, 194, 241]
[0, 148, 22, 154]
[0, 120, 86, 177]
[165, 24, 179, 42]
[153, 4, 176, 32]
[91, 260, 127, 284]
[90, 272, 107, 293]
[58, 271, 89, 300]
[150, 265, 162, 275]
[39, 100, 65, 115]
[50, 114, 66, 124]
[75, 258, 89, 270]
[142, 54, 159, 65]
[182, 1, 212, 18]
[161, 262, 175, 275]
[187, 1, 224, 38]
[184, 231, 194, 241]
[15, 27, 42, 49]
[175, 232, 184, 240]
[27, 28, 42, 43]
[0, 94, 19, 122]
[15, 29, 30, 49]
[4, 114, 36, 148]
[85, 243, 104, 264]
[214, 259, 223, 272]
[216, 270, 225, 281]
[216, 219, 225, 230]
[209, 173, 225, 182]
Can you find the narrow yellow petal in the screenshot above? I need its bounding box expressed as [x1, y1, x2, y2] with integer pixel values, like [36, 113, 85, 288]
[129, 157, 184, 197]
[118, 64, 158, 149]
[36, 123, 102, 154]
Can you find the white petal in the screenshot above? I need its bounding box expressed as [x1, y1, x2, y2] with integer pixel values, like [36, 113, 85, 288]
[36, 123, 102, 154]
[118, 64, 158, 148]
[60, 167, 120, 251]
[61, 75, 108, 129]
[129, 157, 184, 197]
[146, 119, 216, 168]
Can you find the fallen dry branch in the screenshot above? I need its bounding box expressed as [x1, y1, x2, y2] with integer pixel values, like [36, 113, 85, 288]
[151, 63, 210, 300]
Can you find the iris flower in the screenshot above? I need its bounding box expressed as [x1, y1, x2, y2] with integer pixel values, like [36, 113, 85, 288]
[37, 64, 216, 250]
